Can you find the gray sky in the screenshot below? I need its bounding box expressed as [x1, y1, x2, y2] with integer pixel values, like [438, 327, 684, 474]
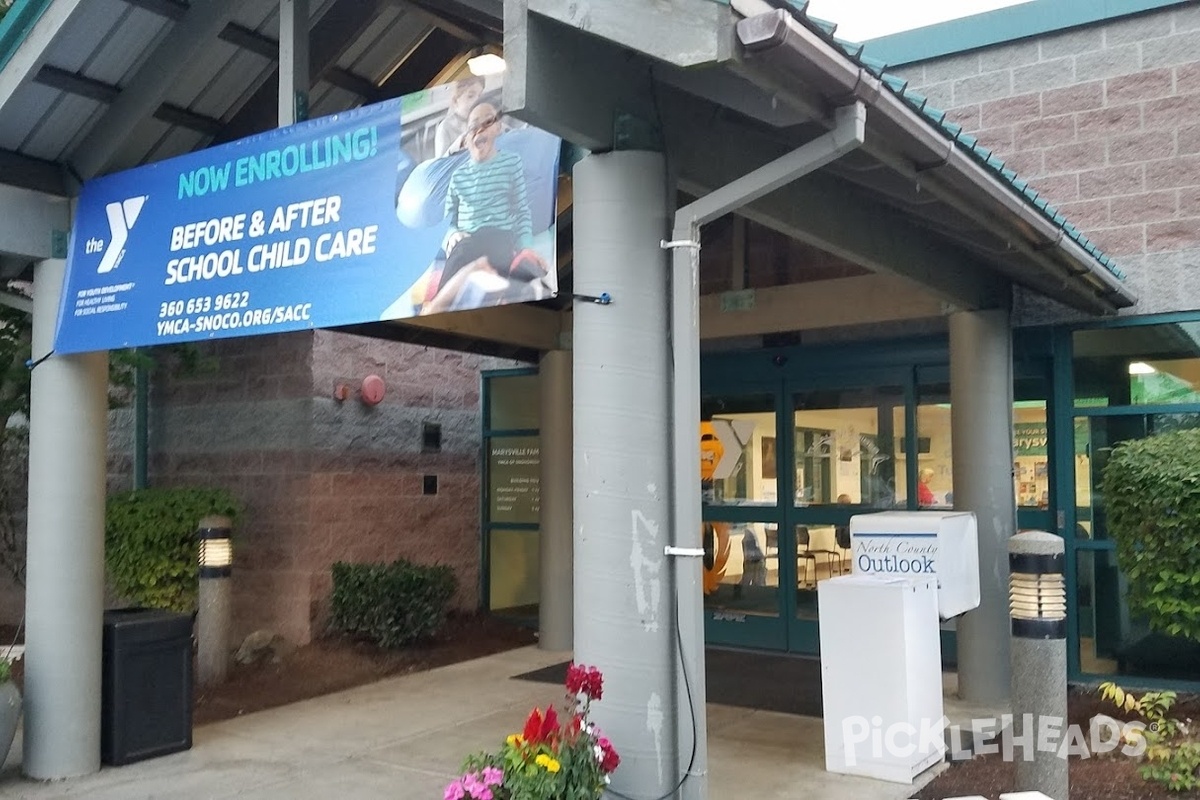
[805, 0, 1033, 42]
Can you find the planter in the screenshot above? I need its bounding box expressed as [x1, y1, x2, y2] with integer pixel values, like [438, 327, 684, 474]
[0, 680, 20, 769]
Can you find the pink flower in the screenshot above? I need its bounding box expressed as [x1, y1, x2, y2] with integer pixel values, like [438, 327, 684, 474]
[443, 779, 466, 800]
[597, 736, 620, 773]
[482, 766, 503, 786]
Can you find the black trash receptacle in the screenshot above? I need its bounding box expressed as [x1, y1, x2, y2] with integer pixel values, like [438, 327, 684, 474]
[101, 607, 194, 766]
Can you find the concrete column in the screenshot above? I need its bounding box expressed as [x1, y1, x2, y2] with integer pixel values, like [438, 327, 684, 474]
[538, 349, 573, 651]
[573, 151, 676, 797]
[278, 0, 309, 126]
[23, 259, 109, 779]
[950, 308, 1016, 704]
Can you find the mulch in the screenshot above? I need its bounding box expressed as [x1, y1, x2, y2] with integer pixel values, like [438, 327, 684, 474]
[912, 686, 1200, 799]
[193, 613, 536, 725]
[2, 614, 537, 727]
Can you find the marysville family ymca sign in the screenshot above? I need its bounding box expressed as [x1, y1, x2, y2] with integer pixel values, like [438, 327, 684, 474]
[55, 75, 562, 355]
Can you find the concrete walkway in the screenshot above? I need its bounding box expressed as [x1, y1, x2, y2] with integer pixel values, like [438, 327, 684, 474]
[0, 646, 990, 799]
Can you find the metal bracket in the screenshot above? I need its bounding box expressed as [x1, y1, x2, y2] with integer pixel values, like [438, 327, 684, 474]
[664, 546, 705, 557]
[661, 239, 700, 250]
[573, 292, 612, 305]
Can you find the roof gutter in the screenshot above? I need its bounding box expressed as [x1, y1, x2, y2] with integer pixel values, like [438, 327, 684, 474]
[735, 8, 1137, 313]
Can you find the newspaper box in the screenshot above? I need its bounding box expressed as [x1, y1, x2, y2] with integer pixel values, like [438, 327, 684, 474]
[819, 575, 944, 783]
[849, 511, 980, 619]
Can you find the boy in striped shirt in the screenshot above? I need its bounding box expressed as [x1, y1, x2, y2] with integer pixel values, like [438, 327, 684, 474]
[425, 101, 547, 313]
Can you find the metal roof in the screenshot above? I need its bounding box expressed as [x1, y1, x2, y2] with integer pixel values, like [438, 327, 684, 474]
[785, 1, 1125, 282]
[0, 0, 1134, 326]
[0, 0, 498, 192]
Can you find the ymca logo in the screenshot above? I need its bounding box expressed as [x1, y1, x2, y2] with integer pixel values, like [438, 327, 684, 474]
[95, 196, 147, 274]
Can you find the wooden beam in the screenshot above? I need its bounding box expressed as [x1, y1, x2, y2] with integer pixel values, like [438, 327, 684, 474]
[391, 303, 563, 351]
[700, 275, 945, 340]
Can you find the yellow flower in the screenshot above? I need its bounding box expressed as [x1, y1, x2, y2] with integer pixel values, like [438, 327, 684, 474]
[534, 754, 561, 773]
[506, 734, 524, 747]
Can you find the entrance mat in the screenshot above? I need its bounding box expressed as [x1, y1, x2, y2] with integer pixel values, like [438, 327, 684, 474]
[513, 648, 825, 718]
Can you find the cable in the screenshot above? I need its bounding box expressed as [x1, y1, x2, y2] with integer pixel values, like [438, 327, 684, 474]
[26, 350, 55, 370]
[603, 598, 699, 800]
[3, 616, 23, 662]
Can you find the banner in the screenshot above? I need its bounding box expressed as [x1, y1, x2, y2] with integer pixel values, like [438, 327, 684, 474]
[54, 75, 561, 354]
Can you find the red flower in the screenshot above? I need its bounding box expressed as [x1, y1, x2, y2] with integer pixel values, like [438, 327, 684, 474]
[565, 662, 604, 701]
[597, 736, 620, 773]
[566, 663, 587, 695]
[522, 705, 560, 746]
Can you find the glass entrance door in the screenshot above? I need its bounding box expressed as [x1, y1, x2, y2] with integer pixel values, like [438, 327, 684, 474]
[787, 381, 908, 653]
[701, 390, 789, 650]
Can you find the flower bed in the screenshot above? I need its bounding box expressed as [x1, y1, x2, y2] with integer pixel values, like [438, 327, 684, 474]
[446, 663, 620, 800]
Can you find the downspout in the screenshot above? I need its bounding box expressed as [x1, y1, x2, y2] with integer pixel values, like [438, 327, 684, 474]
[665, 100, 866, 800]
[735, 9, 1136, 313]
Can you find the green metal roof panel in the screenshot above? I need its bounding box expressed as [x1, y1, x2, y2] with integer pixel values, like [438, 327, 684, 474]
[780, 3, 1127, 281]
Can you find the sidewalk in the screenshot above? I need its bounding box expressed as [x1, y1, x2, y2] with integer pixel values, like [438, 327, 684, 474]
[0, 646, 985, 799]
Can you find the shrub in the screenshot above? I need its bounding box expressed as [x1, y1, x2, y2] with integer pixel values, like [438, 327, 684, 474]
[1100, 681, 1200, 792]
[0, 657, 10, 684]
[330, 559, 457, 648]
[105, 487, 240, 613]
[1101, 428, 1200, 642]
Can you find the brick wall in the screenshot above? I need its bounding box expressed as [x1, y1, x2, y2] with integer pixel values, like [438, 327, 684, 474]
[894, 4, 1200, 320]
[146, 329, 520, 644]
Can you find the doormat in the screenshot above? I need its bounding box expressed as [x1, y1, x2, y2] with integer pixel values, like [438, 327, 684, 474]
[513, 648, 825, 718]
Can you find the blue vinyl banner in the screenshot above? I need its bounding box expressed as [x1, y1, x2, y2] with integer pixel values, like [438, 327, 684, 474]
[55, 75, 561, 354]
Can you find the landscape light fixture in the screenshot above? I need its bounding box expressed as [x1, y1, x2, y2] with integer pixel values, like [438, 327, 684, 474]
[197, 515, 233, 685]
[1009, 537, 1066, 638]
[198, 525, 232, 578]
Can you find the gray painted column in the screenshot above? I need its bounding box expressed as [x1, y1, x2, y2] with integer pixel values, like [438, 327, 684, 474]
[573, 151, 676, 797]
[23, 259, 109, 779]
[950, 308, 1016, 704]
[278, 0, 309, 126]
[538, 348, 573, 651]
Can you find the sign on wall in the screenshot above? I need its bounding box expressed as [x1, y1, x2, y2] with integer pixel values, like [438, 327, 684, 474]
[489, 437, 540, 525]
[54, 75, 561, 354]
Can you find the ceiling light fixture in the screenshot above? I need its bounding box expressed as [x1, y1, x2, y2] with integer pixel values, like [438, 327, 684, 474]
[467, 53, 506, 76]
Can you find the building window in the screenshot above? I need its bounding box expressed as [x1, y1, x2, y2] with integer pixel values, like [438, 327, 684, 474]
[422, 422, 442, 452]
[1070, 320, 1200, 683]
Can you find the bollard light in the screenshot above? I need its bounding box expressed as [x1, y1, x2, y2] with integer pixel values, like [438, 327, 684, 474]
[198, 525, 232, 578]
[196, 515, 233, 685]
[1008, 531, 1069, 800]
[1009, 548, 1066, 639]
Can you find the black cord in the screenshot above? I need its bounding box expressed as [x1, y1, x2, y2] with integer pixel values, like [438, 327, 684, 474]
[26, 350, 55, 370]
[4, 617, 23, 661]
[604, 601, 700, 800]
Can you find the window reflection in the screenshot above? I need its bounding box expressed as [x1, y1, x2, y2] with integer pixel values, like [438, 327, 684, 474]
[1074, 323, 1200, 408]
[1076, 549, 1200, 680]
[702, 521, 780, 618]
[795, 524, 850, 621]
[701, 394, 776, 506]
[793, 386, 904, 508]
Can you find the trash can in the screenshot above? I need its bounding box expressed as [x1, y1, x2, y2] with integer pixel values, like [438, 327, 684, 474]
[101, 607, 194, 766]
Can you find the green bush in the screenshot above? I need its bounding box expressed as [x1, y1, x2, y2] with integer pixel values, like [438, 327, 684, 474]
[0, 658, 10, 684]
[330, 559, 458, 648]
[1102, 428, 1200, 642]
[105, 487, 240, 613]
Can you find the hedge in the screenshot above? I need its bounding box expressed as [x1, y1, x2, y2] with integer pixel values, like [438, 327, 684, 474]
[330, 559, 457, 648]
[1101, 428, 1200, 643]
